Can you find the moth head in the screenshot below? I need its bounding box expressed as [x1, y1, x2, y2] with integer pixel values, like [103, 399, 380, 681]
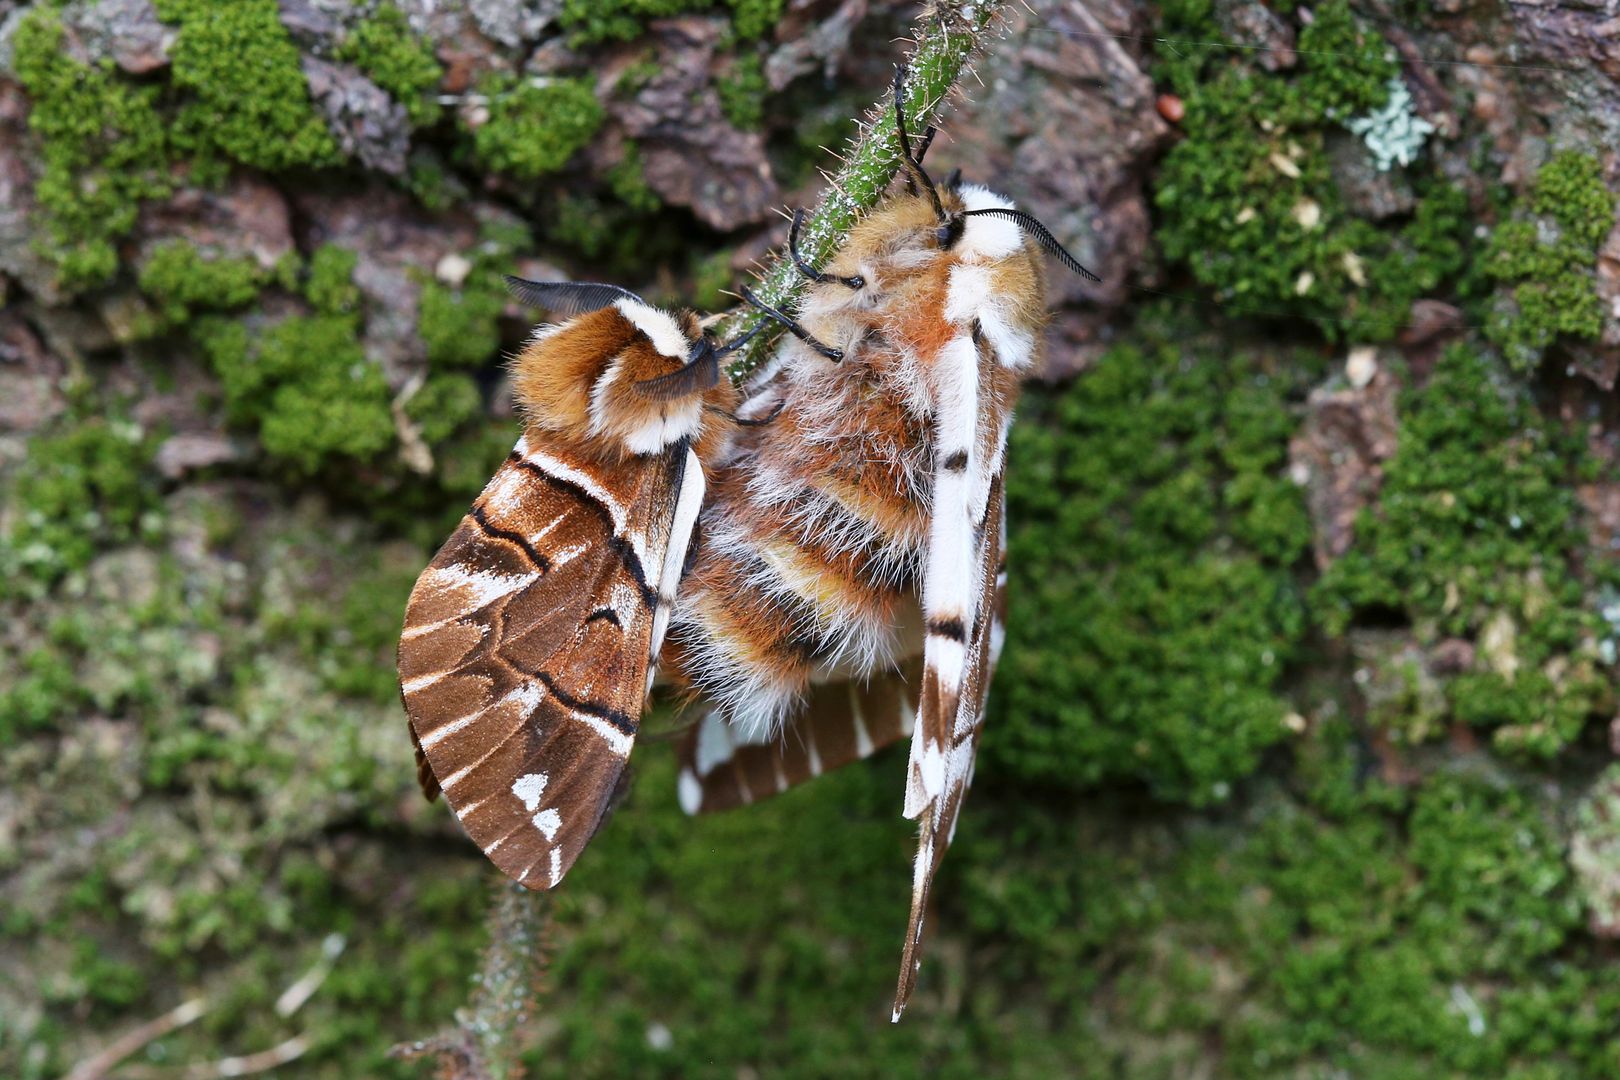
[887, 68, 1100, 282]
[506, 277, 736, 458]
[891, 65, 965, 254]
[904, 171, 1100, 283]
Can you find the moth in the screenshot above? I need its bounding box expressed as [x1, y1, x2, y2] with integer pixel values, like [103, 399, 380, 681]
[398, 280, 758, 889]
[398, 67, 1097, 1019]
[661, 68, 1099, 1018]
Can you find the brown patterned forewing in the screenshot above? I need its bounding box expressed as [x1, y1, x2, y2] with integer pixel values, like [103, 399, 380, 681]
[893, 472, 1004, 1019]
[399, 432, 697, 890]
[675, 657, 921, 815]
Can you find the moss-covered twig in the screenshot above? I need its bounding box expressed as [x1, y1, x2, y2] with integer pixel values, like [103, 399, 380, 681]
[720, 0, 1009, 380]
[391, 882, 552, 1080]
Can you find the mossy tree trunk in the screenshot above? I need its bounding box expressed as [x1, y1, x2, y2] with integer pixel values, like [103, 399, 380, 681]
[3, 0, 1619, 1077]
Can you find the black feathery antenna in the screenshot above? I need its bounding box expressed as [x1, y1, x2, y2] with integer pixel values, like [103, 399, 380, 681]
[503, 277, 645, 315]
[960, 208, 1102, 282]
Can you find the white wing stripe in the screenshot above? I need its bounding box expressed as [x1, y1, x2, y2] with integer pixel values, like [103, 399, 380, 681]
[650, 448, 705, 659]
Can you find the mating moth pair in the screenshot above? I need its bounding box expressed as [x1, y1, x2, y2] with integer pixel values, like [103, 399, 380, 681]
[398, 69, 1097, 1019]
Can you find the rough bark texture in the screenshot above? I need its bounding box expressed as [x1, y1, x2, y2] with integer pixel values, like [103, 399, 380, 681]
[2, 0, 1619, 1077]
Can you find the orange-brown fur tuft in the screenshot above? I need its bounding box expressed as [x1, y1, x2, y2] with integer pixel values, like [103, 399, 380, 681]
[510, 308, 639, 443]
[509, 306, 741, 461]
[662, 182, 1048, 737]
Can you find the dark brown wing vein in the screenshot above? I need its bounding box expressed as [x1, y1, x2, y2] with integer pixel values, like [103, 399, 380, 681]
[675, 657, 922, 815]
[398, 435, 688, 890]
[509, 453, 657, 607]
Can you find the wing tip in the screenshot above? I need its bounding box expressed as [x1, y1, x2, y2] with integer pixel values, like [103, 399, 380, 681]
[892, 960, 919, 1021]
[506, 846, 571, 892]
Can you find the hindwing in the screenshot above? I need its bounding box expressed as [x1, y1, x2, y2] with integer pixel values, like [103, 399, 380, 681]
[675, 659, 921, 815]
[399, 432, 703, 889]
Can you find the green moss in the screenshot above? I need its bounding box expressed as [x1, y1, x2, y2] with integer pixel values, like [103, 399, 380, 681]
[418, 278, 504, 368]
[551, 195, 640, 266]
[267, 544, 422, 704]
[726, 0, 786, 39]
[405, 375, 483, 447]
[403, 217, 525, 377]
[137, 241, 267, 323]
[1151, 0, 1221, 97]
[559, 0, 784, 44]
[145, 227, 506, 489]
[548, 189, 693, 276]
[11, 10, 173, 288]
[523, 143, 673, 275]
[1316, 346, 1610, 758]
[988, 323, 1313, 803]
[471, 74, 603, 180]
[260, 366, 394, 475]
[689, 248, 735, 311]
[537, 746, 928, 1077]
[304, 244, 362, 316]
[13, 8, 1620, 1071]
[1375, 177, 1475, 304]
[560, 0, 700, 44]
[1149, 2, 1469, 341]
[403, 150, 464, 212]
[1533, 151, 1617, 249]
[1485, 152, 1616, 371]
[0, 648, 85, 747]
[153, 0, 341, 172]
[0, 492, 487, 1077]
[436, 420, 521, 499]
[2, 418, 160, 588]
[1353, 636, 1453, 748]
[948, 758, 1617, 1076]
[607, 143, 662, 213]
[1293, 0, 1399, 119]
[2, 564, 223, 748]
[338, 2, 443, 127]
[1407, 771, 1581, 972]
[67, 941, 147, 1012]
[179, 246, 395, 475]
[1151, 72, 1373, 336]
[330, 559, 419, 701]
[199, 312, 394, 475]
[615, 58, 662, 96]
[717, 52, 768, 130]
[517, 728, 1620, 1077]
[321, 890, 488, 1058]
